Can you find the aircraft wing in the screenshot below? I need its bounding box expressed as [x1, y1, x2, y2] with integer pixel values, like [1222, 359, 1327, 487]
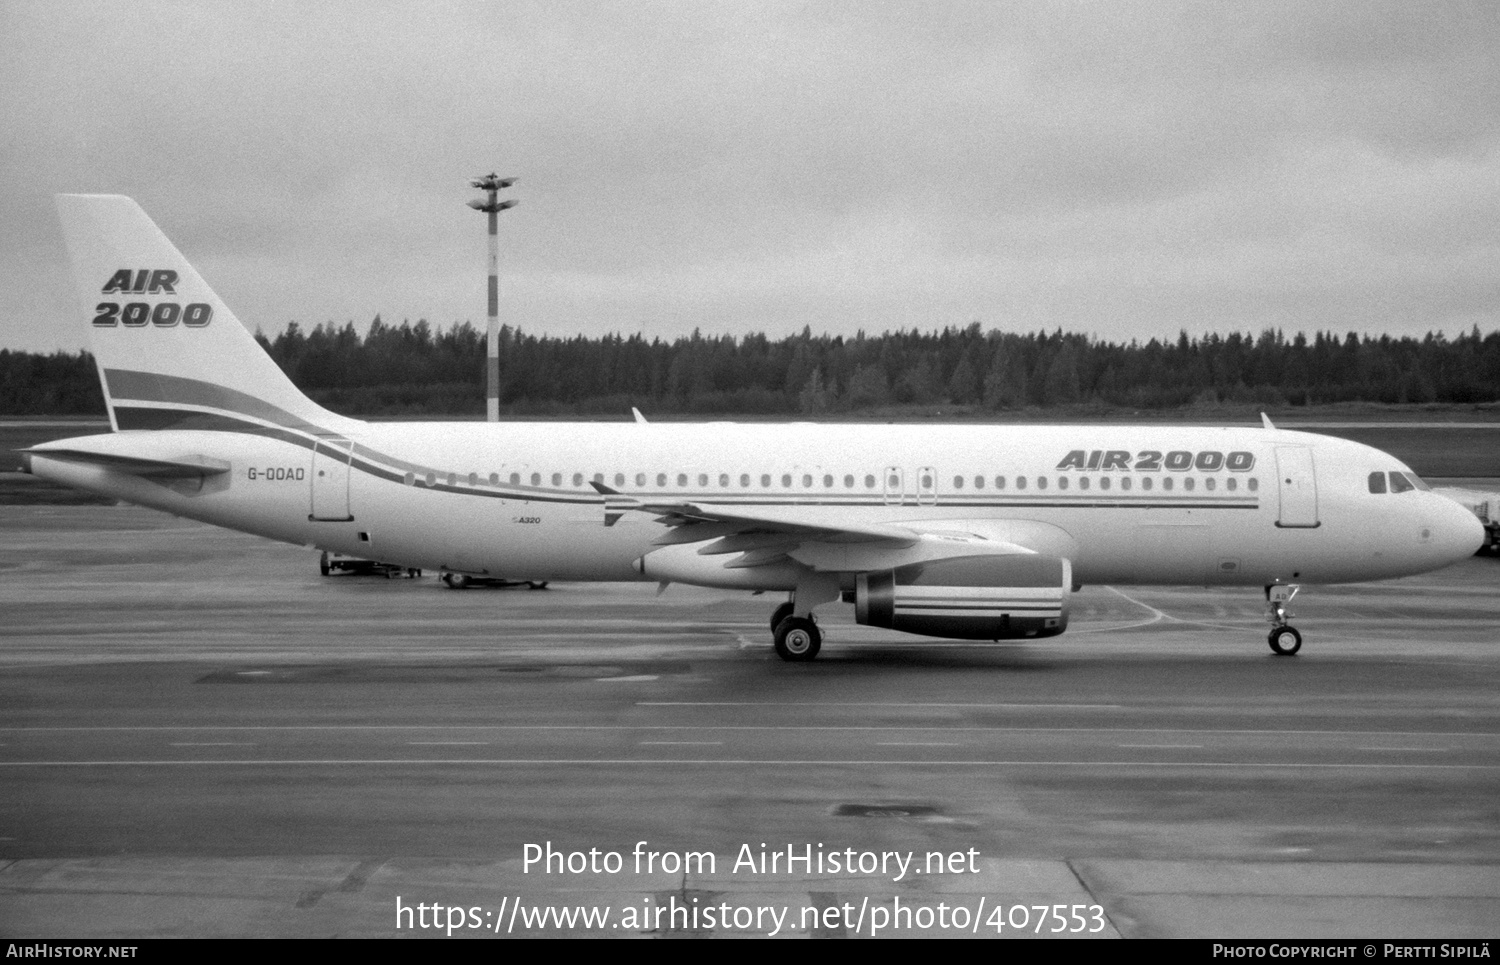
[590, 482, 1065, 573]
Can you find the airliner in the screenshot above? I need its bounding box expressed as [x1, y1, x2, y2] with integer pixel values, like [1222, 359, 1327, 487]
[22, 195, 1485, 660]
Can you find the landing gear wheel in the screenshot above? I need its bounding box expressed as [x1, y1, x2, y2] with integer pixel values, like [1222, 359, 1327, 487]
[774, 616, 821, 662]
[442, 572, 472, 590]
[1268, 626, 1302, 656]
[526, 581, 549, 590]
[769, 601, 794, 632]
[319, 551, 331, 577]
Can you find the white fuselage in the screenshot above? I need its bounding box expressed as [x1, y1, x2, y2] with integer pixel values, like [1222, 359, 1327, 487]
[28, 420, 1484, 591]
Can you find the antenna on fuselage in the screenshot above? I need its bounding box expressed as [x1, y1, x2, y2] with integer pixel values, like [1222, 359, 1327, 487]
[1260, 412, 1277, 431]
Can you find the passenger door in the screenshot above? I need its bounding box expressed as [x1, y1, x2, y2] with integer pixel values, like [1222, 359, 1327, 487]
[310, 439, 354, 521]
[1273, 446, 1319, 528]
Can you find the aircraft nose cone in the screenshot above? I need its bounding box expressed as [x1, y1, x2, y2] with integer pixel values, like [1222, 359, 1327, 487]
[1433, 497, 1486, 560]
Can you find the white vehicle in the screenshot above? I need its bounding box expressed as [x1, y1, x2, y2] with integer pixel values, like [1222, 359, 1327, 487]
[24, 195, 1484, 660]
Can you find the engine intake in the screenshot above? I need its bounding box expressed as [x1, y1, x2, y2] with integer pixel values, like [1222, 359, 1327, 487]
[855, 554, 1071, 640]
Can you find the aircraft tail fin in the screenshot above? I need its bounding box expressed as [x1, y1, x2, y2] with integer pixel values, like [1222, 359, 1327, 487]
[54, 194, 352, 435]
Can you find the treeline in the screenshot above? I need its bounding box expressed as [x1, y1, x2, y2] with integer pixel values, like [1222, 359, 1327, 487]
[3, 320, 1499, 416]
[260, 318, 1500, 415]
[0, 350, 104, 415]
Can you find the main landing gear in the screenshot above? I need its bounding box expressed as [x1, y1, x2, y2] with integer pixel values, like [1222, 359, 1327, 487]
[774, 616, 821, 662]
[1265, 584, 1302, 656]
[769, 596, 821, 661]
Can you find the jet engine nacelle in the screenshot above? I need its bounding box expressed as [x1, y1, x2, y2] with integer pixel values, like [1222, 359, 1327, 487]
[853, 554, 1072, 640]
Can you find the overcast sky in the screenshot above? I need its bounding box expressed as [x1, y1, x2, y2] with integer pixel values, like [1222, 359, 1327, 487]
[3, 1, 1497, 354]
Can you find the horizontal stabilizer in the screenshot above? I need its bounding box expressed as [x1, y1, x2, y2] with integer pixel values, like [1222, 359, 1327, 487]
[22, 447, 230, 479]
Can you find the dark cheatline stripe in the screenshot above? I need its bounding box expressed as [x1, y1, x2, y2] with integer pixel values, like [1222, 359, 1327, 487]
[105, 369, 327, 435]
[114, 406, 313, 450]
[106, 368, 454, 479]
[110, 404, 599, 506]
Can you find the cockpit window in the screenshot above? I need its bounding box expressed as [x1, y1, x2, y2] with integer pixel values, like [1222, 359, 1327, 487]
[1368, 472, 1387, 494]
[1388, 471, 1415, 494]
[1407, 472, 1431, 491]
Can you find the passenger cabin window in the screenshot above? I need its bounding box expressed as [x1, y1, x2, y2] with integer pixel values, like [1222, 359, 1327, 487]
[1248, 478, 1259, 492]
[953, 475, 964, 489]
[741, 474, 751, 487]
[761, 474, 771, 487]
[782, 474, 792, 487]
[996, 476, 1006, 490]
[531, 472, 541, 486]
[656, 473, 666, 487]
[554, 473, 563, 486]
[974, 476, 984, 489]
[844, 474, 854, 488]
[490, 473, 499, 485]
[865, 475, 876, 488]
[573, 473, 583, 486]
[698, 473, 708, 487]
[636, 473, 646, 486]
[509, 473, 519, 485]
[678, 473, 688, 486]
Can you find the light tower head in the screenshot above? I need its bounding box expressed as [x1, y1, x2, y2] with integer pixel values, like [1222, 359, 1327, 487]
[470, 174, 517, 191]
[469, 174, 518, 214]
[467, 198, 519, 213]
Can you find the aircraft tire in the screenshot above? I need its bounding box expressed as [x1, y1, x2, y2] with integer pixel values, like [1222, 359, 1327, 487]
[774, 616, 821, 662]
[443, 572, 471, 590]
[1268, 626, 1302, 656]
[769, 602, 795, 632]
[319, 551, 330, 577]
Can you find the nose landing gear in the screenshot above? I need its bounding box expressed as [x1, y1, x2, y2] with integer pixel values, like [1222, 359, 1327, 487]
[1265, 584, 1302, 655]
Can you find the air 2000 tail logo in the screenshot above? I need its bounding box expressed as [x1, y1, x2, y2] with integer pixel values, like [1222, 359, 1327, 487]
[93, 269, 212, 327]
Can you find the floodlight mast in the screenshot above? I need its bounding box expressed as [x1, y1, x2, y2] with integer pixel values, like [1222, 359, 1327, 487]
[467, 174, 518, 422]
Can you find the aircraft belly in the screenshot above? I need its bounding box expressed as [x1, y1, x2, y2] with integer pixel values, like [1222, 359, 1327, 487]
[469, 517, 645, 580]
[341, 477, 644, 578]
